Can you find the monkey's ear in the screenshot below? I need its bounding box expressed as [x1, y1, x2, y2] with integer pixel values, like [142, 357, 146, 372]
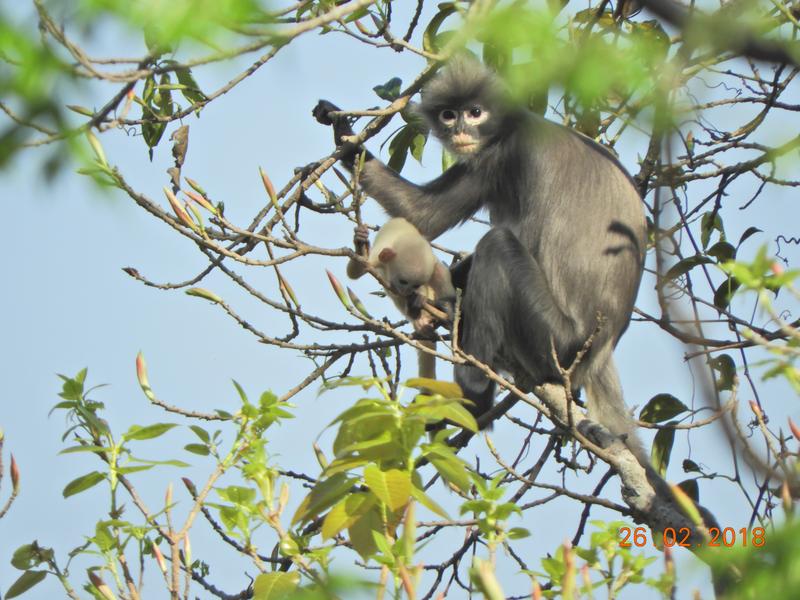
[378, 248, 397, 263]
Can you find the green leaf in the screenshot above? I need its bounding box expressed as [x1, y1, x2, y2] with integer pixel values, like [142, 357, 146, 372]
[737, 226, 762, 248]
[123, 422, 177, 441]
[218, 486, 256, 505]
[174, 66, 208, 106]
[707, 241, 736, 262]
[186, 287, 222, 303]
[117, 465, 154, 475]
[373, 77, 402, 101]
[5, 570, 47, 599]
[184, 443, 210, 456]
[59, 445, 106, 455]
[410, 132, 427, 163]
[708, 354, 736, 391]
[406, 378, 462, 398]
[426, 451, 471, 492]
[232, 380, 249, 404]
[63, 471, 105, 498]
[11, 545, 39, 570]
[364, 465, 411, 512]
[701, 211, 724, 249]
[650, 427, 675, 477]
[410, 485, 449, 519]
[189, 426, 210, 443]
[371, 530, 393, 557]
[252, 572, 300, 600]
[292, 473, 358, 525]
[321, 492, 376, 540]
[639, 394, 688, 423]
[423, 4, 457, 53]
[664, 255, 713, 281]
[348, 504, 383, 559]
[387, 125, 415, 173]
[713, 277, 741, 310]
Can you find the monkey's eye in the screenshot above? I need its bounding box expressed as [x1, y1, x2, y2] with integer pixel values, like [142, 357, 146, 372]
[469, 106, 482, 118]
[398, 278, 409, 286]
[439, 109, 457, 124]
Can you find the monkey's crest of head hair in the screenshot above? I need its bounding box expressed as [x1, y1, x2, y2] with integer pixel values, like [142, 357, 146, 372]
[419, 56, 505, 120]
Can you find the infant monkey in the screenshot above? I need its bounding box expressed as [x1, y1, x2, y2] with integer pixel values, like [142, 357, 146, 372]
[347, 218, 455, 378]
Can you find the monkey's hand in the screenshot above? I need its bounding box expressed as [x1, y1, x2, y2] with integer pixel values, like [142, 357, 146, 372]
[450, 254, 473, 290]
[433, 296, 455, 326]
[312, 100, 356, 145]
[353, 224, 370, 257]
[313, 100, 373, 169]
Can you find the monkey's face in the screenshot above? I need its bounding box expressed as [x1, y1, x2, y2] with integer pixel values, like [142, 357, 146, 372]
[435, 106, 491, 156]
[388, 267, 430, 297]
[380, 252, 434, 297]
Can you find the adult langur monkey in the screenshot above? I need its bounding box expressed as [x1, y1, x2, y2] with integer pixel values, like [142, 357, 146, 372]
[313, 58, 647, 459]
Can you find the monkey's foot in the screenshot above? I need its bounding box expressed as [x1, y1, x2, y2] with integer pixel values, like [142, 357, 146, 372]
[576, 419, 618, 450]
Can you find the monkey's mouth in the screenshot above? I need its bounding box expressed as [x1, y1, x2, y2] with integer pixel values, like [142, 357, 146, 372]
[451, 141, 479, 154]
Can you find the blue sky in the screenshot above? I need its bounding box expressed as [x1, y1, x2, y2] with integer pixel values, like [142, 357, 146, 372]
[2, 3, 799, 599]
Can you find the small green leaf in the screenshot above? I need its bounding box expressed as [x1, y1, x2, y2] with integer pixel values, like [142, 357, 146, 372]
[348, 504, 383, 559]
[639, 394, 688, 423]
[189, 425, 210, 442]
[664, 255, 713, 281]
[429, 454, 471, 492]
[406, 378, 462, 398]
[364, 465, 411, 512]
[713, 277, 741, 310]
[373, 77, 402, 101]
[322, 493, 375, 540]
[650, 427, 675, 477]
[184, 444, 210, 456]
[508, 527, 530, 540]
[11, 545, 39, 570]
[292, 473, 358, 525]
[59, 445, 106, 455]
[701, 211, 724, 249]
[63, 471, 105, 498]
[387, 126, 415, 173]
[708, 354, 736, 391]
[410, 485, 449, 519]
[423, 4, 457, 53]
[174, 67, 208, 107]
[737, 226, 762, 248]
[410, 132, 427, 162]
[5, 570, 47, 599]
[252, 572, 300, 600]
[186, 287, 222, 304]
[707, 241, 736, 262]
[124, 423, 177, 441]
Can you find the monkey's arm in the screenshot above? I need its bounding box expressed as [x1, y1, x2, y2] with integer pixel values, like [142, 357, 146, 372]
[313, 100, 483, 239]
[346, 224, 370, 280]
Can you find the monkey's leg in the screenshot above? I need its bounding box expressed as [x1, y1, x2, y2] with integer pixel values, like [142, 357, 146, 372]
[455, 228, 577, 424]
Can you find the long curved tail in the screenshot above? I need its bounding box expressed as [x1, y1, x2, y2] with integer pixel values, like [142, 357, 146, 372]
[417, 340, 437, 379]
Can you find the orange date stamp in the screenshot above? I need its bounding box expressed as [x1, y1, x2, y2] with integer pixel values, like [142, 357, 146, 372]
[619, 526, 766, 548]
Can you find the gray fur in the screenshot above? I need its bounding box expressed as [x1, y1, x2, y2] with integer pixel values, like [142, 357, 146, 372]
[314, 59, 647, 457]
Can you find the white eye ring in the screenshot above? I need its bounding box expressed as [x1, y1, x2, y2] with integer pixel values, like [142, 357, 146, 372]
[439, 109, 457, 124]
[464, 106, 488, 125]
